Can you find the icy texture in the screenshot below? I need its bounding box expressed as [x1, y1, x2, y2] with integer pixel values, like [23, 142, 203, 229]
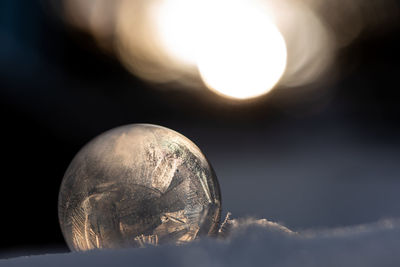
[58, 124, 221, 251]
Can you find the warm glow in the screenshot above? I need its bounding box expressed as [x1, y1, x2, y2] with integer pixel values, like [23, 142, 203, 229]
[153, 0, 203, 65]
[153, 0, 287, 99]
[197, 1, 287, 99]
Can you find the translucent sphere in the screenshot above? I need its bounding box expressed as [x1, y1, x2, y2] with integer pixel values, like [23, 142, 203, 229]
[58, 124, 221, 251]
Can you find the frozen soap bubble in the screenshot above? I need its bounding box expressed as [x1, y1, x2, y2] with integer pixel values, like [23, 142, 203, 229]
[58, 124, 221, 251]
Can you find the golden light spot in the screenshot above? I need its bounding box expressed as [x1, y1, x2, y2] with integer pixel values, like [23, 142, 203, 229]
[197, 1, 287, 99]
[153, 0, 287, 99]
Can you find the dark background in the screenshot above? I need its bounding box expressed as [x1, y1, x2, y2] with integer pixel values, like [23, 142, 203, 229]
[1, 0, 400, 258]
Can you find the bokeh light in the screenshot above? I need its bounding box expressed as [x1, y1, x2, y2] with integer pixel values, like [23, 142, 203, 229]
[152, 0, 203, 65]
[196, 1, 287, 99]
[57, 0, 400, 100]
[153, 0, 287, 99]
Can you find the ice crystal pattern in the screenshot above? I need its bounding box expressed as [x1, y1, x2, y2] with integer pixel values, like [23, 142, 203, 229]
[58, 124, 221, 251]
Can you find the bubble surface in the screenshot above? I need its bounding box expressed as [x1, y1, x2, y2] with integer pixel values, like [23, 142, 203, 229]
[58, 124, 221, 251]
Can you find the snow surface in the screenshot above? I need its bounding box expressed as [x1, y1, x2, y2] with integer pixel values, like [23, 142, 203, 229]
[2, 216, 400, 267]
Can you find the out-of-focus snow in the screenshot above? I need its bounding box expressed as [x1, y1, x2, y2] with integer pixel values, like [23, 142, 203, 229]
[2, 216, 400, 267]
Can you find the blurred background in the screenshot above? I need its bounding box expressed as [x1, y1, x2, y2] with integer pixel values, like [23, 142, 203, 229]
[1, 0, 400, 258]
